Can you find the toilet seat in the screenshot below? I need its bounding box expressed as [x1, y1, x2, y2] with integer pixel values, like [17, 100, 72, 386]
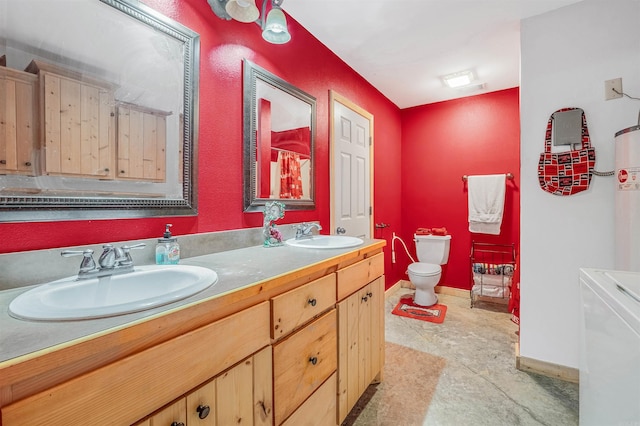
[407, 262, 441, 277]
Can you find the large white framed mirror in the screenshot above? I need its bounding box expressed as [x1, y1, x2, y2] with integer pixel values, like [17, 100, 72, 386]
[0, 0, 199, 222]
[243, 59, 316, 212]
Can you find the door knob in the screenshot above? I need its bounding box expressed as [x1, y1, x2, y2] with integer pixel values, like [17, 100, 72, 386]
[336, 227, 346, 234]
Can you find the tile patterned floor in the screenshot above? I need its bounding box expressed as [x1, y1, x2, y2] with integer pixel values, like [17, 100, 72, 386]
[343, 289, 579, 426]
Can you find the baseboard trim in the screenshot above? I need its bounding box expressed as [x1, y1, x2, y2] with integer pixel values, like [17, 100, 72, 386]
[395, 280, 470, 299]
[515, 343, 579, 383]
[384, 280, 404, 299]
[435, 285, 469, 299]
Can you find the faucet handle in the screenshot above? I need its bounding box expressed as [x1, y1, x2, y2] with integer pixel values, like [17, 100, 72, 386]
[122, 243, 146, 251]
[119, 243, 146, 267]
[61, 249, 97, 274]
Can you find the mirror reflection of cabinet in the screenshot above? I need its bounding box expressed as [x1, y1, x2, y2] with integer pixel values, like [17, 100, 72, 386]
[0, 0, 199, 221]
[26, 60, 116, 179]
[0, 65, 37, 176]
[117, 103, 168, 182]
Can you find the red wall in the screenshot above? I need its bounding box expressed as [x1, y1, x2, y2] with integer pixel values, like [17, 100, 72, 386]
[1, 0, 405, 285]
[0, 1, 521, 292]
[398, 88, 520, 290]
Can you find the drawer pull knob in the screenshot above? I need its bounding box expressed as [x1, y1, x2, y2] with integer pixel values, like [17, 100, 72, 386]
[25, 161, 32, 166]
[368, 292, 373, 298]
[309, 356, 318, 365]
[361, 295, 368, 302]
[307, 298, 317, 307]
[171, 422, 185, 426]
[196, 404, 211, 419]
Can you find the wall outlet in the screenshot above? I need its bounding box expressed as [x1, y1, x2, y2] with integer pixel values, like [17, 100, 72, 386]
[605, 78, 623, 100]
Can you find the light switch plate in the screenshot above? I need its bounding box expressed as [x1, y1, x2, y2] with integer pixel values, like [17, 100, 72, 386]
[605, 78, 623, 100]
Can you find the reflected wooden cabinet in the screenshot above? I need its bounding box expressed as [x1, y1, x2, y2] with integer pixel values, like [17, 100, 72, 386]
[117, 103, 168, 182]
[26, 60, 116, 179]
[0, 66, 37, 175]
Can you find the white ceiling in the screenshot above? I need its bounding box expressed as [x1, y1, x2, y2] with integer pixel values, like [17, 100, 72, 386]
[283, 0, 583, 109]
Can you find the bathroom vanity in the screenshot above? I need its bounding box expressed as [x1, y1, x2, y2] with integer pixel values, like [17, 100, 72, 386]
[0, 238, 385, 425]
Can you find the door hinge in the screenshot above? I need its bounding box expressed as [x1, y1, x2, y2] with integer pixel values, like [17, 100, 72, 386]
[369, 206, 372, 216]
[369, 136, 372, 146]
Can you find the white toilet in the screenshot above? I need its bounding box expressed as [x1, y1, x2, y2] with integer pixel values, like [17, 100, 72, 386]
[407, 234, 452, 306]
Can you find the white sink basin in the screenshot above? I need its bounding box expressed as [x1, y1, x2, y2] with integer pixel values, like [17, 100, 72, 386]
[285, 235, 364, 249]
[9, 265, 218, 321]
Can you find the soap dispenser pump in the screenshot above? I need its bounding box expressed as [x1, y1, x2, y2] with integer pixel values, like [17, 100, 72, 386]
[156, 224, 180, 265]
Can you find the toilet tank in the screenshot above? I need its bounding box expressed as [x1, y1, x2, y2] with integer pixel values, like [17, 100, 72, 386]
[414, 234, 451, 265]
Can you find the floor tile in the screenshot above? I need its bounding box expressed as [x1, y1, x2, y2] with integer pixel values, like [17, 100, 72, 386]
[343, 289, 579, 426]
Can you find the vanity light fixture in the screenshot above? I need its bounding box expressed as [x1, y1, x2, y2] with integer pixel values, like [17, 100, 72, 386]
[442, 70, 475, 88]
[208, 0, 291, 44]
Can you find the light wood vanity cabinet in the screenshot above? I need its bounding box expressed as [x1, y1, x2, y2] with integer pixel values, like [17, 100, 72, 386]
[26, 60, 116, 179]
[1, 302, 271, 425]
[0, 242, 386, 426]
[336, 253, 385, 424]
[0, 67, 37, 175]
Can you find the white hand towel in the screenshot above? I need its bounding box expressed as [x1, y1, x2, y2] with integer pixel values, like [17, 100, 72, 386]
[468, 174, 506, 235]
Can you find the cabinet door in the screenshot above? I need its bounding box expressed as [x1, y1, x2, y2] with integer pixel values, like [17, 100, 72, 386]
[0, 68, 37, 175]
[188, 346, 271, 426]
[337, 276, 384, 423]
[186, 379, 216, 425]
[41, 71, 115, 179]
[252, 346, 274, 426]
[216, 357, 254, 425]
[148, 398, 186, 426]
[359, 277, 384, 389]
[117, 103, 168, 182]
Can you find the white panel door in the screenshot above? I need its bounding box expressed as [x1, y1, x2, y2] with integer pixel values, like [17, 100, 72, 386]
[332, 100, 371, 239]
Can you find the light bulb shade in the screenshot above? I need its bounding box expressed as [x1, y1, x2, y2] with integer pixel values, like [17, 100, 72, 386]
[225, 0, 260, 23]
[262, 8, 291, 44]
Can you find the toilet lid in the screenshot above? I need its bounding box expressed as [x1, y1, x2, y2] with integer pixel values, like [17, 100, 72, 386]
[407, 262, 441, 276]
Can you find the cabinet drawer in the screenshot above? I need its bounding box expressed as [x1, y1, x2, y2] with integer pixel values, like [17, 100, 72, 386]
[271, 273, 336, 339]
[1, 302, 271, 426]
[336, 252, 384, 301]
[281, 372, 337, 426]
[273, 309, 337, 425]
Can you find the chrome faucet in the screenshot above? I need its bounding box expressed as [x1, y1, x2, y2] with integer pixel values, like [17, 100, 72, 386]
[294, 222, 322, 239]
[62, 243, 146, 279]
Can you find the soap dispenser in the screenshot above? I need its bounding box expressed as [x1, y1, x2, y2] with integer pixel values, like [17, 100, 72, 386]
[156, 224, 180, 265]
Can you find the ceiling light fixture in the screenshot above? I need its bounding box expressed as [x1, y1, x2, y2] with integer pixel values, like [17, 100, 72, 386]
[442, 70, 475, 88]
[208, 0, 291, 44]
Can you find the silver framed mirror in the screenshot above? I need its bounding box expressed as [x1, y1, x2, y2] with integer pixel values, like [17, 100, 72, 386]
[243, 59, 316, 212]
[0, 0, 200, 222]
